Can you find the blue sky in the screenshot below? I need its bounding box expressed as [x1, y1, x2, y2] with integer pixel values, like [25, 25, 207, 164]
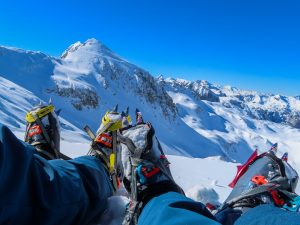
[0, 0, 299, 96]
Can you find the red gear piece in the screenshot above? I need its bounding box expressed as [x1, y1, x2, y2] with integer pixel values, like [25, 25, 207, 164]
[28, 125, 42, 137]
[141, 167, 160, 178]
[251, 175, 268, 185]
[96, 133, 112, 148]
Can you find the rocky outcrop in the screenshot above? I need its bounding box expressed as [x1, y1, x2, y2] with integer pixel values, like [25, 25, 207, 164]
[48, 85, 99, 110]
[135, 71, 177, 119]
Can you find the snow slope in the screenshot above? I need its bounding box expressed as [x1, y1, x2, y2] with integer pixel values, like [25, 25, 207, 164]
[0, 38, 299, 182]
[0, 40, 250, 161]
[0, 75, 89, 156]
[2, 39, 299, 164]
[0, 39, 300, 224]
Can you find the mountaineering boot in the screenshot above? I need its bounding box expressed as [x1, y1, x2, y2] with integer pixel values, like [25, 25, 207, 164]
[120, 110, 184, 225]
[25, 104, 61, 160]
[215, 144, 299, 225]
[85, 107, 126, 192]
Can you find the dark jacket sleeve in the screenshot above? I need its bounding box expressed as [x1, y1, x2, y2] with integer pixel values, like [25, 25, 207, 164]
[0, 125, 113, 225]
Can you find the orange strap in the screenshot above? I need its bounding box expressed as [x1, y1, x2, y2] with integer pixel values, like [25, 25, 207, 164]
[251, 175, 285, 206]
[251, 175, 268, 185]
[96, 133, 112, 148]
[28, 125, 42, 137]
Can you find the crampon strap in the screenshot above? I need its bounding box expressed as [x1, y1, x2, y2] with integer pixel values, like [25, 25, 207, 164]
[28, 125, 42, 137]
[251, 175, 285, 206]
[136, 164, 160, 184]
[25, 105, 54, 123]
[283, 196, 300, 212]
[270, 190, 285, 206]
[96, 133, 112, 148]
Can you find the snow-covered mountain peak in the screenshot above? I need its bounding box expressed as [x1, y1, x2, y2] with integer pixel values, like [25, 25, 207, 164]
[61, 41, 82, 59]
[61, 38, 124, 63]
[1, 40, 300, 157]
[1, 41, 300, 211]
[222, 85, 239, 95]
[161, 77, 224, 102]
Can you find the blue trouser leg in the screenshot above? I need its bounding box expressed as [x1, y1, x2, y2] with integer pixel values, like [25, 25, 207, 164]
[138, 192, 221, 225]
[0, 125, 113, 225]
[235, 204, 300, 225]
[139, 191, 300, 225]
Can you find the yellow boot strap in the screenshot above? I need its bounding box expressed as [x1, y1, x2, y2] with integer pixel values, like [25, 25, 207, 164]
[25, 105, 55, 123]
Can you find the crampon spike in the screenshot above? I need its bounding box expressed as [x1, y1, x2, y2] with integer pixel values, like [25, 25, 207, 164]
[270, 143, 278, 153]
[55, 109, 62, 116]
[135, 108, 144, 125]
[125, 106, 129, 116]
[112, 104, 118, 112]
[281, 152, 288, 162]
[38, 100, 43, 107]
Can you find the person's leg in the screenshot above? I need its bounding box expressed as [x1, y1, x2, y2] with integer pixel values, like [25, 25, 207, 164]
[235, 204, 300, 225]
[138, 192, 221, 225]
[0, 125, 113, 225]
[119, 120, 221, 225]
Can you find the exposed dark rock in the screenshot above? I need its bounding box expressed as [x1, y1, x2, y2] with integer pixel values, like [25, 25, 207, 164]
[135, 70, 177, 119]
[48, 85, 99, 110]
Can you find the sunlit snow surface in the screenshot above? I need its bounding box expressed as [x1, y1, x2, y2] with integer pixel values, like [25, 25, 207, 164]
[1, 40, 300, 225]
[12, 125, 240, 225]
[5, 96, 300, 225]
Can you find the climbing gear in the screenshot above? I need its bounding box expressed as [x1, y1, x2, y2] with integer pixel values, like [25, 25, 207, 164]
[120, 114, 183, 225]
[101, 111, 123, 132]
[283, 196, 300, 212]
[84, 107, 126, 191]
[25, 104, 61, 160]
[215, 145, 299, 224]
[96, 133, 113, 148]
[135, 108, 144, 125]
[25, 105, 55, 123]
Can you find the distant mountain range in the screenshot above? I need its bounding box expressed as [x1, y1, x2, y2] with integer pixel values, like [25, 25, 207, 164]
[159, 77, 300, 128]
[0, 38, 299, 166]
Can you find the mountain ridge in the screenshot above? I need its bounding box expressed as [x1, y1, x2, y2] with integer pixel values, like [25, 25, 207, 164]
[159, 76, 300, 129]
[0, 38, 299, 166]
[1, 39, 300, 224]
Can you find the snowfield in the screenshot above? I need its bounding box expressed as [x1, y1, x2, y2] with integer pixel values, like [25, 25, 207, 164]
[0, 39, 300, 224]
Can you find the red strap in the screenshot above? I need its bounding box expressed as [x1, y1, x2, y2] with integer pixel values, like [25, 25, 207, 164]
[28, 125, 42, 137]
[250, 175, 285, 206]
[117, 177, 121, 189]
[142, 167, 160, 178]
[206, 203, 216, 210]
[96, 133, 112, 148]
[270, 190, 285, 206]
